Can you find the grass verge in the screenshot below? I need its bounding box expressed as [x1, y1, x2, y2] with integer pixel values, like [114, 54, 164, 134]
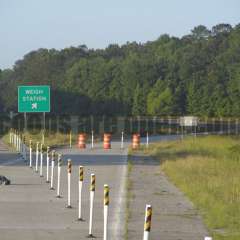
[2, 131, 75, 149]
[143, 135, 240, 240]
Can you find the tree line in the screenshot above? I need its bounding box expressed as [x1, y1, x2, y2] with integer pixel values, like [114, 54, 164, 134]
[0, 23, 240, 117]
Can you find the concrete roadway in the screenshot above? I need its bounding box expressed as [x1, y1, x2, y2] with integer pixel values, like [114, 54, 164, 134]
[0, 135, 181, 240]
[0, 139, 129, 240]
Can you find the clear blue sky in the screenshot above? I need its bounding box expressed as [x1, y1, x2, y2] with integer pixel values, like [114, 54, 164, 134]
[0, 0, 240, 69]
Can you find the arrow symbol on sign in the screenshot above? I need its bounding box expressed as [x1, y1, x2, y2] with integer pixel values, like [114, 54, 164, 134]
[32, 103, 37, 109]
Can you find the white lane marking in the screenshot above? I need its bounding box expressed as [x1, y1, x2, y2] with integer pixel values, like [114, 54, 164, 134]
[110, 148, 128, 240]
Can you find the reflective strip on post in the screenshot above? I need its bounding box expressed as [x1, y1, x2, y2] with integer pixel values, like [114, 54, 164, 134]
[143, 204, 152, 240]
[67, 159, 72, 174]
[104, 184, 109, 206]
[90, 173, 95, 192]
[78, 166, 84, 220]
[79, 166, 83, 182]
[103, 184, 109, 240]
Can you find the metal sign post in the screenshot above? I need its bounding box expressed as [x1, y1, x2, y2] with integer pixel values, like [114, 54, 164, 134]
[24, 112, 27, 132]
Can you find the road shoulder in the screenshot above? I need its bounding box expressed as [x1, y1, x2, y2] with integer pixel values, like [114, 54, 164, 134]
[126, 153, 209, 240]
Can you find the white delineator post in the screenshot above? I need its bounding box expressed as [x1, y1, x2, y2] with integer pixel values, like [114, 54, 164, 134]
[146, 132, 149, 148]
[46, 146, 50, 183]
[14, 130, 16, 148]
[9, 129, 12, 144]
[19, 133, 22, 153]
[69, 130, 72, 148]
[103, 184, 109, 240]
[88, 173, 96, 237]
[19, 133, 21, 152]
[91, 131, 94, 148]
[19, 134, 22, 154]
[143, 204, 152, 240]
[50, 150, 55, 190]
[29, 140, 32, 168]
[12, 129, 14, 145]
[16, 131, 18, 150]
[42, 130, 45, 145]
[67, 159, 72, 208]
[17, 131, 20, 152]
[40, 144, 43, 177]
[23, 135, 27, 160]
[35, 142, 39, 172]
[18, 133, 21, 153]
[56, 153, 62, 198]
[121, 131, 124, 149]
[21, 135, 24, 156]
[78, 166, 84, 220]
[204, 237, 212, 240]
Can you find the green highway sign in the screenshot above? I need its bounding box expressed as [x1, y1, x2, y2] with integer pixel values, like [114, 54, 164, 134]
[18, 85, 50, 112]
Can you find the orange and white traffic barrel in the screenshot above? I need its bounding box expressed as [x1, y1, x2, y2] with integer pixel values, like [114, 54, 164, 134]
[132, 133, 140, 149]
[78, 133, 86, 149]
[103, 133, 111, 149]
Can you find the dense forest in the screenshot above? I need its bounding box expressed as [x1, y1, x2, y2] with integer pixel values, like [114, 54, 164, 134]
[0, 23, 240, 117]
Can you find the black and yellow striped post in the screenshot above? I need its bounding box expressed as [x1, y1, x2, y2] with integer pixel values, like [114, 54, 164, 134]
[46, 146, 50, 183]
[88, 173, 96, 237]
[67, 159, 72, 208]
[143, 204, 152, 240]
[29, 140, 32, 168]
[103, 184, 109, 240]
[90, 173, 95, 192]
[56, 153, 63, 198]
[40, 143, 43, 177]
[50, 150, 55, 190]
[78, 166, 84, 220]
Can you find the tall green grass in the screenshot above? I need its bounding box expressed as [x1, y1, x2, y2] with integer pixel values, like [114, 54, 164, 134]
[2, 131, 75, 148]
[145, 136, 240, 240]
